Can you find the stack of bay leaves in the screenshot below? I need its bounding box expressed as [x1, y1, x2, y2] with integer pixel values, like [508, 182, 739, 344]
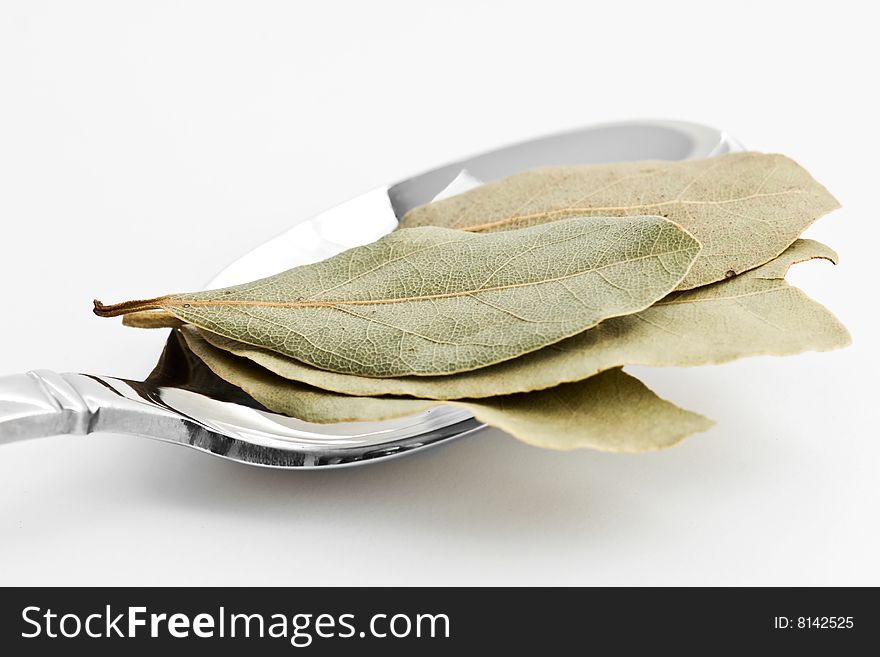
[94, 152, 850, 452]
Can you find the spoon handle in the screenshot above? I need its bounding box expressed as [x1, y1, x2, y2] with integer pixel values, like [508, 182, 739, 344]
[0, 370, 189, 444]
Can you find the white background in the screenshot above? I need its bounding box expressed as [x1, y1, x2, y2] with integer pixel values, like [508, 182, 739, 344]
[1, 1, 877, 586]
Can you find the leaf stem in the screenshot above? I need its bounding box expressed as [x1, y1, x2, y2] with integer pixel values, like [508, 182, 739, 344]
[93, 297, 168, 317]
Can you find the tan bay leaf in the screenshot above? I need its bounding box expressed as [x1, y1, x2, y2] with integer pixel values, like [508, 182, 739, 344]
[179, 326, 434, 423]
[399, 152, 839, 290]
[196, 239, 850, 400]
[180, 327, 712, 452]
[95, 215, 699, 377]
[461, 368, 714, 452]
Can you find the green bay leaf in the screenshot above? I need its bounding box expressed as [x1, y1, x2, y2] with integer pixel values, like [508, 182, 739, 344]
[180, 327, 712, 452]
[399, 153, 839, 290]
[196, 239, 850, 400]
[96, 215, 700, 377]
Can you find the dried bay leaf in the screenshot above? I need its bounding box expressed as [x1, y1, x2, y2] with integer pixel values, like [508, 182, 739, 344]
[180, 326, 435, 424]
[196, 239, 850, 400]
[95, 216, 700, 377]
[180, 327, 712, 452]
[461, 368, 714, 452]
[122, 311, 185, 329]
[399, 153, 840, 290]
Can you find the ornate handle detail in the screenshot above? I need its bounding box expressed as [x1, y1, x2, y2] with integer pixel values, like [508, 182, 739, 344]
[0, 370, 194, 445]
[0, 370, 97, 443]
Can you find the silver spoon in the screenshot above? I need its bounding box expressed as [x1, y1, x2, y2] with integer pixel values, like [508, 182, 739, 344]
[0, 120, 743, 468]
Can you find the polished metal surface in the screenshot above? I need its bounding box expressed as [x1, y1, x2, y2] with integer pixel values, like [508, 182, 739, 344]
[0, 371, 483, 468]
[0, 120, 743, 468]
